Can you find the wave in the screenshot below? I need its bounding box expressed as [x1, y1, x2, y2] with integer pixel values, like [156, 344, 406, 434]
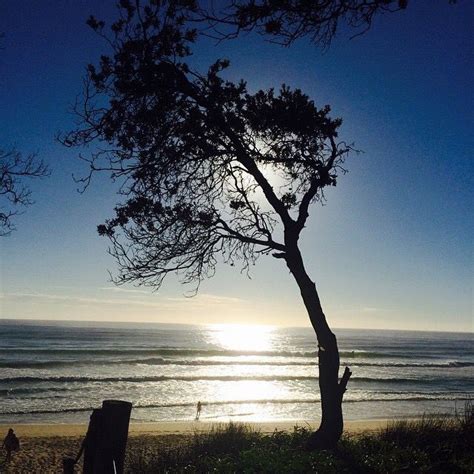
[0, 348, 408, 359]
[0, 348, 317, 357]
[130, 359, 472, 369]
[351, 361, 474, 368]
[2, 395, 471, 416]
[0, 386, 74, 396]
[2, 374, 472, 385]
[1, 358, 472, 369]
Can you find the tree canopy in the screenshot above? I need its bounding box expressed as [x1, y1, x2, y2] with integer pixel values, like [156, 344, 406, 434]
[62, 0, 351, 290]
[202, 0, 457, 47]
[203, 0, 408, 47]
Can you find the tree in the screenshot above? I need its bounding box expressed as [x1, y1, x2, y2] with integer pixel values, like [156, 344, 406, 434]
[0, 149, 49, 235]
[62, 0, 353, 449]
[202, 0, 456, 48]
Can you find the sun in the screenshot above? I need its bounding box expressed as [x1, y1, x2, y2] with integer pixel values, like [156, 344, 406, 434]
[208, 323, 275, 352]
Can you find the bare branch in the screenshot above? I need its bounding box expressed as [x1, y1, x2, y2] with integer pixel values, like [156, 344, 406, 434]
[0, 149, 50, 235]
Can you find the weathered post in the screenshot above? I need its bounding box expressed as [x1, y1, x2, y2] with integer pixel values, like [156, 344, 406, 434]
[62, 456, 76, 474]
[92, 400, 132, 474]
[83, 408, 103, 473]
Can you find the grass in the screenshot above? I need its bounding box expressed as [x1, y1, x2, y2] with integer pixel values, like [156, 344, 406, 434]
[126, 403, 474, 473]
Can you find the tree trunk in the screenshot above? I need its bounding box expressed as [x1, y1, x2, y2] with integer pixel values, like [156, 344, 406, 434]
[284, 241, 351, 450]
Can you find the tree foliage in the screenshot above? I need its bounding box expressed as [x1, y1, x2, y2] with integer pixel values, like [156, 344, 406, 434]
[0, 149, 49, 235]
[202, 0, 456, 47]
[62, 0, 351, 290]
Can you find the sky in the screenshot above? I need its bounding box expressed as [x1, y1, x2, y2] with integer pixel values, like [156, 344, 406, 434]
[0, 1, 472, 332]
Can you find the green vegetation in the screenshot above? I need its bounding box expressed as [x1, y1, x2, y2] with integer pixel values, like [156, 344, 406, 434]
[126, 404, 473, 473]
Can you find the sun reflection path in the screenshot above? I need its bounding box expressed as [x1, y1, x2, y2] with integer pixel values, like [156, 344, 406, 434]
[207, 323, 276, 353]
[204, 324, 287, 421]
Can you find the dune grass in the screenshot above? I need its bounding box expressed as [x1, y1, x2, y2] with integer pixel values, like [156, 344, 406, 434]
[126, 403, 473, 473]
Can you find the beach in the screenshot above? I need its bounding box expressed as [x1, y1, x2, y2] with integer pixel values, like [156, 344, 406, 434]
[1, 321, 471, 471]
[0, 420, 391, 473]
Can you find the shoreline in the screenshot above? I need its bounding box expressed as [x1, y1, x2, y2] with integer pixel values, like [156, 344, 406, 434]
[0, 419, 396, 438]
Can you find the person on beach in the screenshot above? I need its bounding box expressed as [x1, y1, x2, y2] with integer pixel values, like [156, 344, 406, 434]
[2, 428, 19, 463]
[195, 401, 202, 420]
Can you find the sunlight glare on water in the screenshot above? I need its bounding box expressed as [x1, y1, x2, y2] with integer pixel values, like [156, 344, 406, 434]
[204, 324, 281, 420]
[207, 323, 275, 352]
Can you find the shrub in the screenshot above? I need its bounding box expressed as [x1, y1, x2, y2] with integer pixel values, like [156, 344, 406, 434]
[126, 407, 474, 473]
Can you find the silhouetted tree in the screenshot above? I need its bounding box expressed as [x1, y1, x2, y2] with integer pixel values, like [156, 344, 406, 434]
[0, 149, 49, 235]
[63, 0, 353, 449]
[202, 0, 456, 47]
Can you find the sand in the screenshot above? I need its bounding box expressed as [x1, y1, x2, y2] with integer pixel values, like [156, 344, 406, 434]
[0, 420, 390, 473]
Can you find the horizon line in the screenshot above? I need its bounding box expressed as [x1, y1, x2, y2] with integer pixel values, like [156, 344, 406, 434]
[0, 317, 472, 335]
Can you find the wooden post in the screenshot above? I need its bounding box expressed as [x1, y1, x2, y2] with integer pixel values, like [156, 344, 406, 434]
[92, 400, 132, 474]
[62, 457, 76, 474]
[83, 408, 103, 474]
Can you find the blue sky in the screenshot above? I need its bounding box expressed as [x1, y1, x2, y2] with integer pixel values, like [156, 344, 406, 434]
[0, 1, 472, 331]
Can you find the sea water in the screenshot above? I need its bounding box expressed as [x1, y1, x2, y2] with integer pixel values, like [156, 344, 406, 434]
[0, 320, 472, 424]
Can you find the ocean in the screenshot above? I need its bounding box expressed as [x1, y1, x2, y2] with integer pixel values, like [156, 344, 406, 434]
[0, 320, 472, 424]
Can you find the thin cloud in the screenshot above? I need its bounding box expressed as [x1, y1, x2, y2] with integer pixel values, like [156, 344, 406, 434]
[1, 291, 246, 311]
[2, 292, 164, 308]
[362, 307, 379, 313]
[99, 286, 151, 295]
[327, 305, 392, 314]
[166, 293, 246, 306]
